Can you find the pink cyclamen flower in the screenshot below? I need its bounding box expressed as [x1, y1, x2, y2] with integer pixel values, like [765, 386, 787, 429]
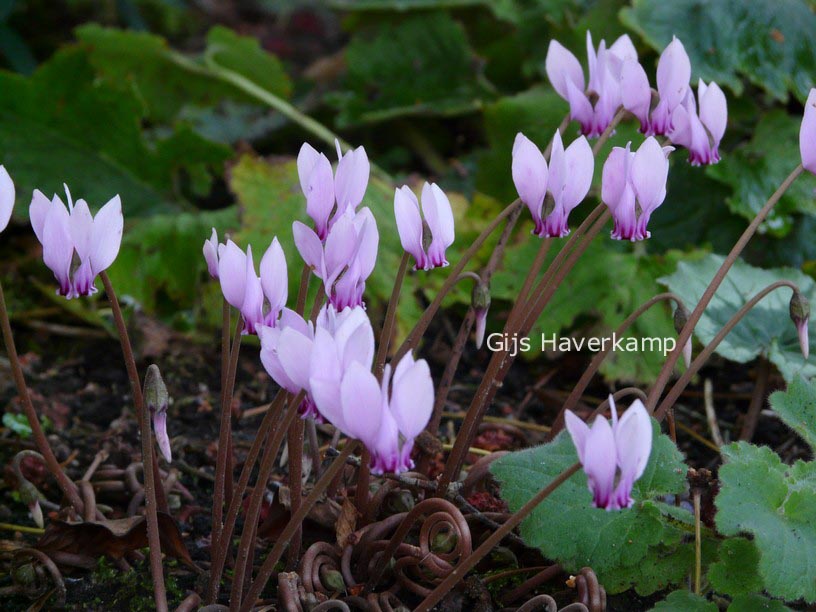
[317, 352, 433, 475]
[799, 89, 816, 175]
[297, 141, 370, 240]
[512, 131, 593, 238]
[294, 207, 379, 310]
[602, 137, 673, 241]
[203, 228, 222, 279]
[670, 80, 727, 165]
[29, 186, 123, 299]
[620, 59, 653, 133]
[0, 166, 13, 234]
[546, 32, 638, 137]
[218, 237, 288, 335]
[565, 397, 652, 510]
[650, 37, 691, 135]
[394, 183, 455, 270]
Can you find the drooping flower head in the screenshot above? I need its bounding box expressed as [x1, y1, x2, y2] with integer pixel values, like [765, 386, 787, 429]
[144, 364, 171, 463]
[0, 166, 14, 234]
[601, 137, 673, 241]
[29, 186, 123, 299]
[512, 131, 593, 238]
[800, 89, 816, 175]
[217, 237, 288, 335]
[670, 80, 727, 165]
[394, 183, 455, 270]
[565, 397, 652, 510]
[650, 37, 691, 135]
[546, 32, 639, 137]
[297, 140, 370, 241]
[790, 290, 810, 360]
[294, 207, 379, 310]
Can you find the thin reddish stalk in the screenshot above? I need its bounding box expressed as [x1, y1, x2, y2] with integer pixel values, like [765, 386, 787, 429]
[647, 164, 804, 411]
[286, 418, 305, 569]
[0, 280, 85, 514]
[414, 462, 581, 612]
[238, 441, 360, 612]
[100, 272, 166, 612]
[374, 252, 410, 379]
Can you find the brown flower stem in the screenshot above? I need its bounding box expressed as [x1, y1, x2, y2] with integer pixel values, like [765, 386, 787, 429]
[230, 391, 304, 609]
[506, 239, 551, 330]
[212, 317, 243, 555]
[647, 164, 804, 411]
[392, 200, 523, 363]
[414, 462, 581, 612]
[740, 357, 771, 441]
[0, 280, 85, 514]
[238, 440, 360, 612]
[374, 252, 410, 379]
[549, 293, 685, 438]
[295, 262, 311, 315]
[286, 418, 305, 570]
[99, 272, 166, 612]
[306, 417, 322, 479]
[654, 280, 799, 420]
[206, 391, 289, 603]
[355, 449, 371, 520]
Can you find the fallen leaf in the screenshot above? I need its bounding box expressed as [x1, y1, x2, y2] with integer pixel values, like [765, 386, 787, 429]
[335, 495, 358, 549]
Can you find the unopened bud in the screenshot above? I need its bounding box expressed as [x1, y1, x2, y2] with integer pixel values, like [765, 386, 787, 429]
[29, 500, 44, 528]
[790, 290, 810, 360]
[144, 365, 172, 462]
[673, 303, 692, 368]
[471, 280, 491, 349]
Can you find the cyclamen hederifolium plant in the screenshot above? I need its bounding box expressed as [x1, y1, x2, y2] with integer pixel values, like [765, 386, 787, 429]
[4, 16, 816, 612]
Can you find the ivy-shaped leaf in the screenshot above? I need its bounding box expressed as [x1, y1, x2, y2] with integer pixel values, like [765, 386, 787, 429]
[708, 537, 763, 597]
[715, 442, 816, 603]
[491, 421, 690, 594]
[768, 376, 816, 451]
[659, 254, 815, 382]
[650, 590, 717, 612]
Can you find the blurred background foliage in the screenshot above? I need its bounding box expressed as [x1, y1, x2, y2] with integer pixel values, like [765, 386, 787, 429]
[1, 0, 816, 383]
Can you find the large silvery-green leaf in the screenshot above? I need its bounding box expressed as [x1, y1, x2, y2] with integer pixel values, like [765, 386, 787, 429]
[491, 421, 691, 594]
[716, 442, 816, 603]
[705, 112, 816, 236]
[768, 376, 816, 452]
[650, 591, 717, 612]
[659, 254, 814, 381]
[331, 13, 492, 127]
[620, 0, 816, 102]
[0, 47, 230, 219]
[707, 538, 763, 597]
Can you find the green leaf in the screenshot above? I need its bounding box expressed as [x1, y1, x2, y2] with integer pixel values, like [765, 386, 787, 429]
[728, 594, 792, 612]
[332, 13, 492, 127]
[716, 442, 816, 603]
[659, 254, 815, 382]
[3, 412, 33, 438]
[620, 0, 816, 101]
[650, 591, 717, 612]
[708, 537, 763, 596]
[77, 24, 290, 124]
[705, 112, 816, 236]
[769, 376, 816, 451]
[491, 421, 690, 594]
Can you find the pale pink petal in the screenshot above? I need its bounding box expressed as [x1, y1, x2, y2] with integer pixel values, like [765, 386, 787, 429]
[297, 142, 321, 195]
[340, 361, 383, 443]
[0, 166, 14, 233]
[153, 410, 172, 463]
[240, 245, 264, 334]
[29, 189, 51, 242]
[565, 78, 595, 135]
[389, 355, 433, 439]
[422, 183, 454, 267]
[631, 137, 670, 215]
[800, 89, 816, 175]
[42, 201, 74, 297]
[351, 207, 379, 279]
[394, 186, 426, 268]
[545, 40, 585, 101]
[278, 326, 314, 390]
[564, 410, 590, 464]
[614, 400, 652, 483]
[656, 36, 691, 111]
[323, 212, 357, 286]
[698, 79, 727, 148]
[560, 135, 594, 212]
[512, 133, 549, 231]
[608, 34, 638, 67]
[259, 325, 298, 392]
[203, 228, 220, 279]
[620, 60, 652, 130]
[334, 145, 370, 214]
[260, 237, 288, 314]
[218, 240, 248, 309]
[89, 195, 123, 275]
[583, 417, 618, 509]
[69, 199, 94, 261]
[293, 221, 326, 278]
[601, 145, 632, 212]
[305, 153, 335, 240]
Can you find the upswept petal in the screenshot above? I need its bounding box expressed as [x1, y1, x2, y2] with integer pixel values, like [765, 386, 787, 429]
[340, 362, 383, 444]
[334, 145, 370, 214]
[560, 136, 594, 212]
[69, 199, 94, 260]
[389, 355, 433, 439]
[565, 78, 595, 135]
[260, 237, 288, 315]
[583, 417, 618, 509]
[297, 142, 321, 195]
[293, 221, 325, 276]
[800, 89, 816, 175]
[29, 189, 51, 242]
[620, 59, 652, 130]
[601, 145, 632, 211]
[89, 195, 123, 274]
[41, 201, 73, 296]
[394, 186, 425, 267]
[656, 37, 691, 111]
[323, 212, 357, 286]
[0, 166, 14, 234]
[564, 410, 590, 464]
[608, 34, 637, 67]
[631, 137, 670, 215]
[259, 325, 298, 393]
[305, 153, 335, 239]
[218, 240, 248, 309]
[512, 133, 549, 227]
[278, 326, 314, 391]
[203, 228, 220, 279]
[545, 40, 585, 101]
[422, 183, 454, 266]
[698, 80, 727, 146]
[240, 245, 264, 334]
[353, 208, 379, 279]
[614, 399, 652, 483]
[547, 130, 566, 200]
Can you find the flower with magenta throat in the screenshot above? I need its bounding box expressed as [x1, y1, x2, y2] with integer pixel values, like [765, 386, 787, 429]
[565, 397, 652, 510]
[217, 237, 288, 335]
[649, 37, 691, 136]
[29, 186, 123, 299]
[670, 79, 727, 166]
[512, 131, 594, 238]
[394, 182, 455, 271]
[601, 137, 673, 241]
[297, 140, 370, 240]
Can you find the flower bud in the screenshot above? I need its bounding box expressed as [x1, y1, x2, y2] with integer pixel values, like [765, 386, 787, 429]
[673, 303, 692, 368]
[471, 279, 491, 349]
[790, 290, 810, 360]
[144, 364, 172, 462]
